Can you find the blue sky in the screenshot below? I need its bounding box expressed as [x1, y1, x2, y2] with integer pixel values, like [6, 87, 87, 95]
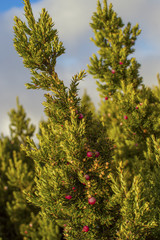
[0, 0, 40, 12]
[0, 0, 160, 140]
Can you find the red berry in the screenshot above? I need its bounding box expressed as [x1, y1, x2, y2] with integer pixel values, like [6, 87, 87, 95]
[95, 151, 100, 157]
[64, 224, 67, 227]
[87, 151, 93, 157]
[24, 231, 28, 234]
[82, 226, 89, 232]
[72, 187, 77, 192]
[84, 174, 90, 180]
[105, 97, 108, 100]
[65, 195, 72, 199]
[119, 61, 123, 65]
[88, 197, 96, 205]
[136, 106, 139, 109]
[79, 113, 84, 119]
[124, 115, 128, 120]
[111, 69, 115, 74]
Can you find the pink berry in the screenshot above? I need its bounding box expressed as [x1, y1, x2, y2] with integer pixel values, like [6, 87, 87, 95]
[136, 106, 139, 109]
[88, 197, 96, 205]
[140, 103, 143, 106]
[95, 151, 100, 157]
[24, 231, 28, 234]
[111, 69, 115, 74]
[124, 115, 128, 120]
[87, 151, 93, 157]
[84, 174, 90, 180]
[133, 133, 136, 135]
[119, 61, 123, 65]
[79, 113, 84, 119]
[72, 187, 77, 192]
[82, 226, 89, 232]
[105, 97, 108, 100]
[65, 195, 72, 199]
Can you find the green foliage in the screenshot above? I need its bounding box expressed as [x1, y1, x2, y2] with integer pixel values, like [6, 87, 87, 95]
[13, 0, 65, 90]
[21, 102, 114, 239]
[0, 98, 62, 239]
[9, 0, 160, 239]
[12, 0, 122, 239]
[80, 89, 96, 117]
[98, 82, 160, 177]
[14, 0, 65, 72]
[8, 97, 35, 142]
[88, 0, 160, 239]
[151, 74, 160, 102]
[110, 161, 158, 239]
[88, 0, 142, 98]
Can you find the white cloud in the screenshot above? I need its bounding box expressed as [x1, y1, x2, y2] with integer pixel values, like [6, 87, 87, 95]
[110, 0, 160, 50]
[0, 0, 160, 138]
[34, 0, 97, 45]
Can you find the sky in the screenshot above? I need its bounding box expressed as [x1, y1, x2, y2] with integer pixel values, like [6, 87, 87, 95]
[1, 0, 160, 140]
